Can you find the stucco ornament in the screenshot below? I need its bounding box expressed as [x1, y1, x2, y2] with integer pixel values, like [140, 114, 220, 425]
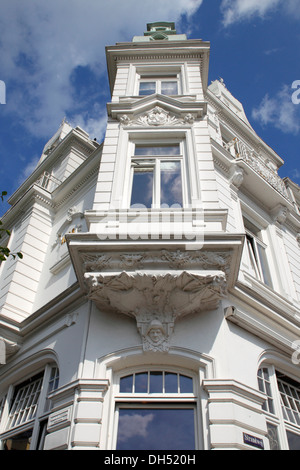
[119, 107, 195, 127]
[84, 269, 227, 352]
[142, 319, 169, 352]
[0, 337, 20, 365]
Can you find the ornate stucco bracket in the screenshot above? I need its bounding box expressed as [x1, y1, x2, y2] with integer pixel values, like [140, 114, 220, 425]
[0, 336, 20, 365]
[84, 270, 227, 352]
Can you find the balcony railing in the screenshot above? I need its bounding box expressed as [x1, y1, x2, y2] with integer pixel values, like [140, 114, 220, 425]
[223, 138, 289, 200]
[36, 171, 62, 192]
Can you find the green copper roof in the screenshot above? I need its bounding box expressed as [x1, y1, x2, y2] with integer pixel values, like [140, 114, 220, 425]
[132, 21, 187, 42]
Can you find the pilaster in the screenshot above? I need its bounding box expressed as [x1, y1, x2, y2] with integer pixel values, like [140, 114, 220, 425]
[203, 379, 268, 450]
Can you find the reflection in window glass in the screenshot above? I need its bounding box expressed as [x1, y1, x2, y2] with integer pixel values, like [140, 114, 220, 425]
[180, 375, 194, 394]
[135, 373, 148, 393]
[120, 375, 133, 393]
[165, 372, 178, 393]
[130, 168, 153, 208]
[161, 81, 178, 95]
[135, 145, 180, 156]
[117, 408, 195, 450]
[150, 372, 163, 393]
[139, 82, 156, 95]
[119, 371, 193, 395]
[160, 161, 183, 207]
[287, 431, 300, 450]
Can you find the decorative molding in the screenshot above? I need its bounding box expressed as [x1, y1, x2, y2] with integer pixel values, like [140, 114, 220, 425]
[119, 106, 195, 127]
[82, 253, 112, 271]
[114, 53, 203, 62]
[0, 337, 20, 364]
[229, 164, 244, 189]
[80, 249, 232, 274]
[271, 204, 289, 224]
[85, 270, 227, 352]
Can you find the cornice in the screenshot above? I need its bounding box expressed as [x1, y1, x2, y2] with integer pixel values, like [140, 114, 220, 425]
[8, 129, 99, 207]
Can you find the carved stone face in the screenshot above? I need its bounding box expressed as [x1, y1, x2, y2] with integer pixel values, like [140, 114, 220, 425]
[148, 327, 164, 343]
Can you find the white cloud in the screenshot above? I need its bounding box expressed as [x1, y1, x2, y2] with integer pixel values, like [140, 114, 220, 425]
[117, 412, 154, 442]
[252, 85, 300, 134]
[0, 0, 203, 140]
[221, 0, 300, 26]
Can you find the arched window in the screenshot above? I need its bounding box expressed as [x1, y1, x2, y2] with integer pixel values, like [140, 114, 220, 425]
[114, 369, 198, 450]
[258, 366, 300, 450]
[0, 364, 59, 450]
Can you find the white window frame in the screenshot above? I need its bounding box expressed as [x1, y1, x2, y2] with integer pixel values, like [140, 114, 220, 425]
[138, 76, 180, 96]
[131, 64, 186, 96]
[111, 128, 201, 212]
[0, 364, 59, 450]
[243, 216, 273, 288]
[111, 367, 200, 450]
[258, 365, 300, 450]
[128, 141, 188, 209]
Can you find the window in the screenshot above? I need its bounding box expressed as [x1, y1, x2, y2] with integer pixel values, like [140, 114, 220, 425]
[115, 370, 197, 450]
[243, 217, 273, 287]
[139, 76, 179, 96]
[0, 365, 59, 451]
[130, 143, 185, 209]
[258, 366, 300, 450]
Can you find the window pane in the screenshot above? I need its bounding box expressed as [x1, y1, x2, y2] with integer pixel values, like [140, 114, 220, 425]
[179, 375, 193, 393]
[287, 431, 300, 450]
[3, 429, 33, 451]
[257, 244, 273, 287]
[135, 373, 148, 393]
[130, 169, 153, 208]
[120, 375, 133, 393]
[165, 372, 178, 393]
[267, 423, 280, 450]
[150, 372, 163, 393]
[135, 145, 180, 156]
[117, 408, 195, 450]
[161, 81, 178, 95]
[160, 161, 183, 207]
[139, 82, 156, 95]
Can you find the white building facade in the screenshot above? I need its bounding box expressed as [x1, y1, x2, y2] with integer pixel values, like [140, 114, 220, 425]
[0, 22, 300, 451]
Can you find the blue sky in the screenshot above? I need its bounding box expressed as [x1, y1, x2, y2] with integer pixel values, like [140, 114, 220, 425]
[0, 0, 299, 216]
